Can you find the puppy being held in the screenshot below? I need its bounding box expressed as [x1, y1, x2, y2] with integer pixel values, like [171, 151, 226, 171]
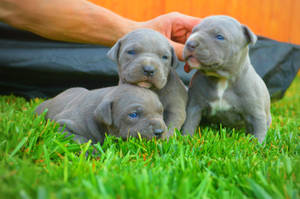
[35, 84, 167, 144]
[182, 15, 271, 143]
[107, 29, 188, 138]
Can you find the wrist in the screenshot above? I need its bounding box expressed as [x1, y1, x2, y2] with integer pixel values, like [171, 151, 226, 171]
[86, 4, 143, 46]
[118, 18, 143, 40]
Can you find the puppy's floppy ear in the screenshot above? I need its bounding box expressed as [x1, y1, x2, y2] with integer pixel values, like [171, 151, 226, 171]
[107, 40, 121, 63]
[170, 46, 179, 68]
[94, 100, 113, 126]
[242, 25, 257, 45]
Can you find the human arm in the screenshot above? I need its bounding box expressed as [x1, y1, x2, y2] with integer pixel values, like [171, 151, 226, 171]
[0, 0, 138, 46]
[0, 0, 201, 60]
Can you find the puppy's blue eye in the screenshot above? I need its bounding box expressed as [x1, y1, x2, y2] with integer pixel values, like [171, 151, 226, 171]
[216, 34, 225, 40]
[127, 50, 136, 55]
[128, 112, 138, 119]
[162, 55, 168, 60]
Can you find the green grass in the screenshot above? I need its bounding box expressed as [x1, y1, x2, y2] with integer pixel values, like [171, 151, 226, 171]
[0, 78, 299, 199]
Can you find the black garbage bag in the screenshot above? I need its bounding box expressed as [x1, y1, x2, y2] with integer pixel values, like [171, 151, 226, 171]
[0, 22, 299, 101]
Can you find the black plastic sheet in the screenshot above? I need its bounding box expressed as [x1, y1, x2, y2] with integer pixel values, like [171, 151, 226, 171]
[0, 22, 299, 101]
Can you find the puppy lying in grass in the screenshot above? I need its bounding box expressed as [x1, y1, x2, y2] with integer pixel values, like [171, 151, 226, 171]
[35, 84, 167, 144]
[182, 15, 271, 143]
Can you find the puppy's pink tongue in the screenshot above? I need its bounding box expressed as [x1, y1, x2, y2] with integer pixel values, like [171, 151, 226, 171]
[184, 57, 200, 73]
[138, 82, 152, 88]
[184, 63, 191, 73]
[188, 56, 201, 67]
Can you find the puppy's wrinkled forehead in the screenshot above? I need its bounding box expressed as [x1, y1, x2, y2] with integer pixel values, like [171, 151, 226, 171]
[115, 85, 162, 108]
[122, 29, 170, 53]
[192, 16, 244, 41]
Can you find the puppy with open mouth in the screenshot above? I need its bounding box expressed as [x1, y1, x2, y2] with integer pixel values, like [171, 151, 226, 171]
[182, 15, 271, 143]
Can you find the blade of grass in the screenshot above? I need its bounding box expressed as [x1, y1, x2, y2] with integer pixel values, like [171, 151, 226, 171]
[9, 137, 28, 159]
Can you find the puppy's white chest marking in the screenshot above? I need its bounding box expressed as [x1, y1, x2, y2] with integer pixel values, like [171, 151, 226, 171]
[209, 79, 232, 115]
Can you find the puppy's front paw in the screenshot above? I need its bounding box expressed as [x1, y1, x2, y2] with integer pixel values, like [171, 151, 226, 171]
[181, 125, 196, 136]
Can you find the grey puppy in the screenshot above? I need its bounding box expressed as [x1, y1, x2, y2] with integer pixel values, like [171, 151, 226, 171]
[182, 15, 271, 143]
[107, 29, 188, 138]
[35, 84, 167, 144]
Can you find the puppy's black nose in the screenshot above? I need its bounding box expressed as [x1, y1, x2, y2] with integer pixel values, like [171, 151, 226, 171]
[154, 129, 164, 137]
[186, 40, 199, 51]
[143, 65, 155, 76]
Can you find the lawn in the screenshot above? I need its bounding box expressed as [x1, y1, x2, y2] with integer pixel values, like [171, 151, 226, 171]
[0, 78, 299, 199]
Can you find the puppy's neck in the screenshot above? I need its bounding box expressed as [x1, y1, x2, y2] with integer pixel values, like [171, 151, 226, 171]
[234, 54, 251, 82]
[220, 47, 250, 83]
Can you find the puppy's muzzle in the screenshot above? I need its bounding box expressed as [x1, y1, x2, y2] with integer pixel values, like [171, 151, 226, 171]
[143, 65, 155, 77]
[186, 40, 199, 52]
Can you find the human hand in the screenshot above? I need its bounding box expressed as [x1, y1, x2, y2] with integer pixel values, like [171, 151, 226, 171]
[142, 12, 202, 61]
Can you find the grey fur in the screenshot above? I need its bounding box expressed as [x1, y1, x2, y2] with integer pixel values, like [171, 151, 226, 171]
[35, 84, 167, 144]
[107, 29, 188, 138]
[182, 15, 271, 143]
